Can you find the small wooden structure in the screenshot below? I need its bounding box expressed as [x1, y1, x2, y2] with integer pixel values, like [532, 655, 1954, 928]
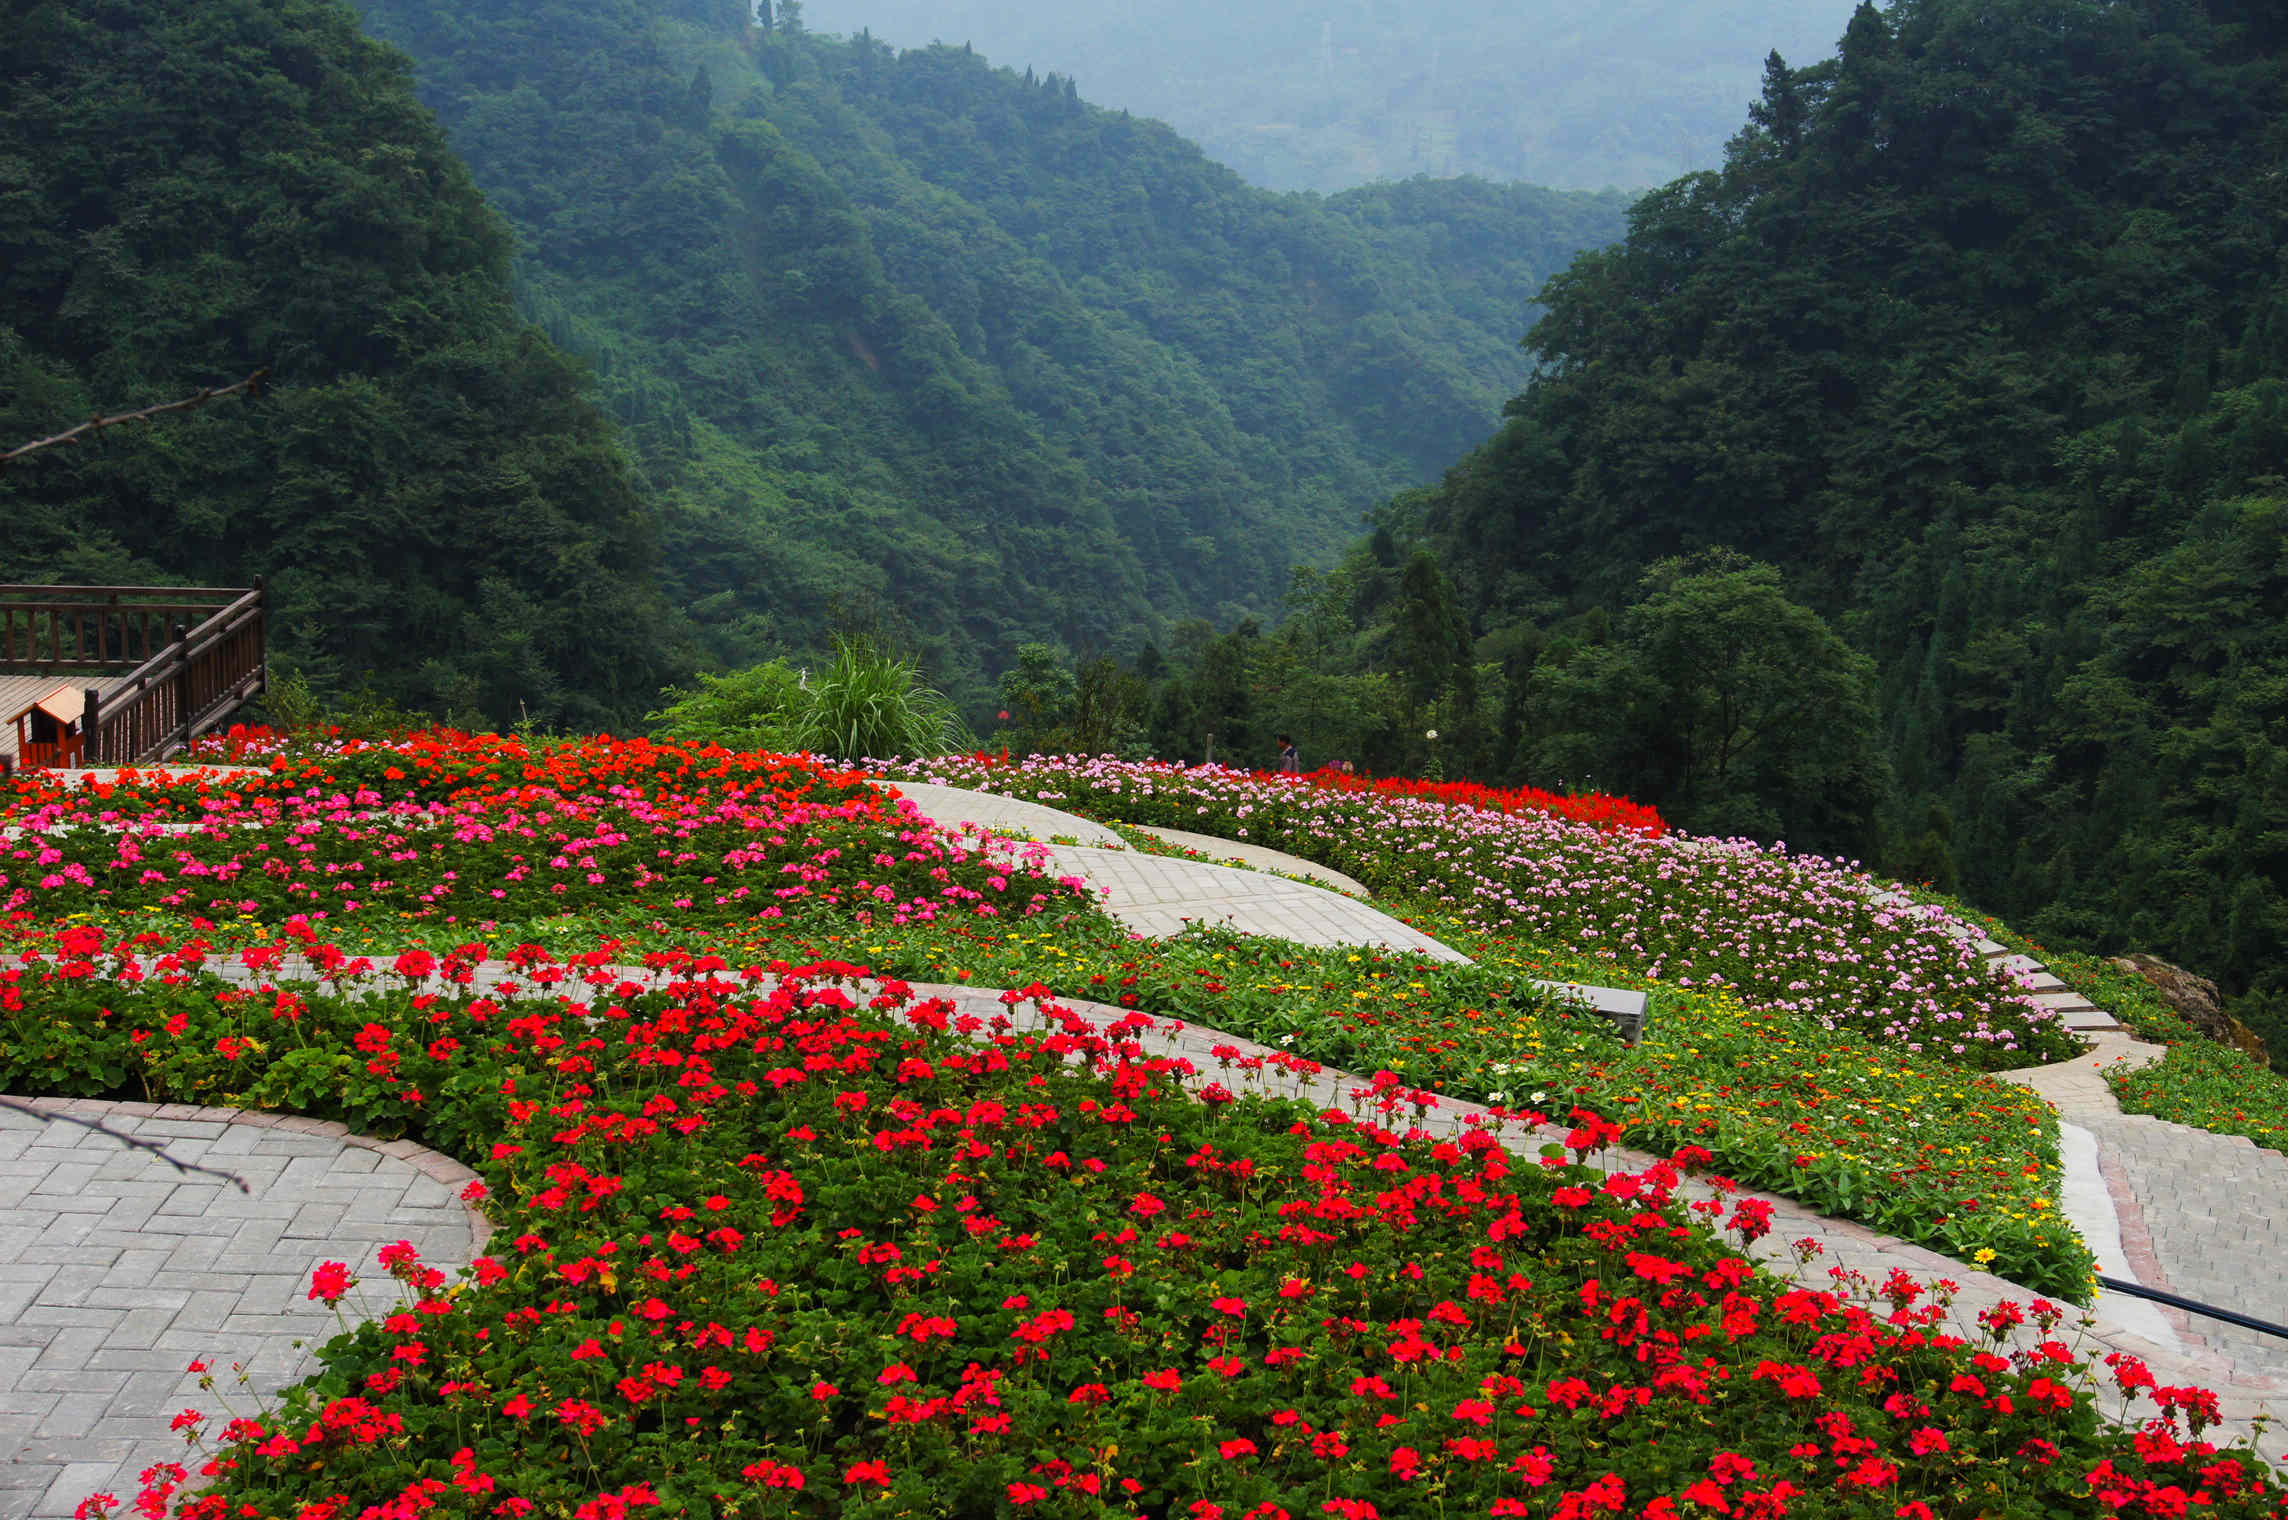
[10, 684, 89, 769]
[0, 583, 266, 768]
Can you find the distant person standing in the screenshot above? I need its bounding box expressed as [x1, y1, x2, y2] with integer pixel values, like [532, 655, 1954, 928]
[1276, 734, 1300, 773]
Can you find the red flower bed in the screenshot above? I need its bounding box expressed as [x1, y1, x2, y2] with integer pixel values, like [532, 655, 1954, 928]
[3, 734, 1086, 931]
[1280, 767, 1668, 837]
[6, 942, 2276, 1519]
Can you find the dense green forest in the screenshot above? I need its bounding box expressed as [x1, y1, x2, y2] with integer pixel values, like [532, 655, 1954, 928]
[0, 0, 685, 727]
[1177, 0, 2285, 1003]
[2, 0, 1627, 717]
[803, 0, 1858, 194]
[16, 0, 2275, 1020]
[336, 0, 1630, 698]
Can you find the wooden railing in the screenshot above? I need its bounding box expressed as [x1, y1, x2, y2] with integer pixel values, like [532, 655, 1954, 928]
[0, 583, 266, 766]
[0, 586, 260, 670]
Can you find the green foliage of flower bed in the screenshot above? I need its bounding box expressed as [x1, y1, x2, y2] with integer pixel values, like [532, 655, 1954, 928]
[108, 899, 2097, 1296]
[1439, 934, 2091, 1299]
[2108, 1043, 2288, 1156]
[12, 735, 2094, 1297]
[2, 739, 1095, 934]
[4, 942, 2275, 1520]
[8, 735, 2285, 1515]
[874, 755, 2082, 1070]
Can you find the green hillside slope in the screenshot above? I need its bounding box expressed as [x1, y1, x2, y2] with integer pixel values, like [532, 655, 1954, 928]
[0, 0, 683, 728]
[340, 0, 1631, 696]
[1402, 0, 2288, 996]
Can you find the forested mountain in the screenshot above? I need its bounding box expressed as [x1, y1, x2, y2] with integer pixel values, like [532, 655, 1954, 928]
[336, 0, 1630, 697]
[0, 0, 684, 727]
[803, 0, 1859, 194]
[3, 0, 1626, 719]
[1379, 0, 2288, 998]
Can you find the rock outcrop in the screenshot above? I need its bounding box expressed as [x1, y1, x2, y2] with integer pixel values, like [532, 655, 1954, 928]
[2112, 953, 2270, 1063]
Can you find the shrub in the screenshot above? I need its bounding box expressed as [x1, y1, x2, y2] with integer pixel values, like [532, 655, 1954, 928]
[646, 659, 808, 751]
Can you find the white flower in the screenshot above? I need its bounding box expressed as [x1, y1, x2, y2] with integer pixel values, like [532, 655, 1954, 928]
[1424, 728, 1440, 741]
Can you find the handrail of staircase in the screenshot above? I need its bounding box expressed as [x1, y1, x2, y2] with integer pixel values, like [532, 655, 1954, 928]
[80, 583, 266, 766]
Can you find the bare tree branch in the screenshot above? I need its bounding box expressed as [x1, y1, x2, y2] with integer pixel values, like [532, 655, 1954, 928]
[0, 371, 269, 472]
[0, 1095, 253, 1192]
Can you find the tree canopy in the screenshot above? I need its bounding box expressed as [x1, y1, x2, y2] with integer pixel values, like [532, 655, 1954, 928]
[1395, 0, 2288, 994]
[0, 0, 685, 728]
[340, 0, 1632, 704]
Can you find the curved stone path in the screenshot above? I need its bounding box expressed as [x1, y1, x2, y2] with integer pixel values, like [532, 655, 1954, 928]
[1126, 825, 1371, 897]
[2003, 1037, 2288, 1394]
[0, 1104, 484, 1518]
[881, 784, 1459, 960]
[882, 782, 1126, 848]
[5, 778, 2287, 1516]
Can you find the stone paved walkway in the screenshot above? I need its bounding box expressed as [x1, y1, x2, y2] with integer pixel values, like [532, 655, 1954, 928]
[5, 777, 2286, 1513]
[881, 782, 1125, 847]
[1030, 840, 1468, 961]
[1126, 826, 1371, 897]
[891, 783, 1464, 961]
[0, 1105, 485, 1520]
[2002, 1036, 2288, 1398]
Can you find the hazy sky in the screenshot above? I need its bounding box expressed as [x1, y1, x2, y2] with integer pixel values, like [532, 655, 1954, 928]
[800, 0, 1862, 192]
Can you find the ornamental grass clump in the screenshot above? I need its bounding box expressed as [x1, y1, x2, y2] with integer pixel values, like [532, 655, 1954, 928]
[14, 940, 2281, 1520]
[784, 637, 967, 762]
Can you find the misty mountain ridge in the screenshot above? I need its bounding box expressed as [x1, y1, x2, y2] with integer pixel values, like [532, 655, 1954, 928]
[799, 0, 1862, 192]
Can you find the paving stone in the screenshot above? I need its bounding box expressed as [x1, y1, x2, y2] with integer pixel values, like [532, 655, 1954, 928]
[34, 1462, 122, 1519]
[0, 1107, 478, 1513]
